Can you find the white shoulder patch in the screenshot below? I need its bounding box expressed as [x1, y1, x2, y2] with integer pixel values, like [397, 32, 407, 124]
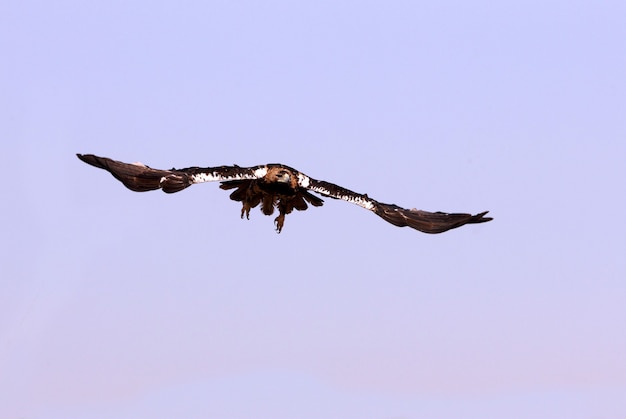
[254, 167, 268, 178]
[297, 173, 310, 188]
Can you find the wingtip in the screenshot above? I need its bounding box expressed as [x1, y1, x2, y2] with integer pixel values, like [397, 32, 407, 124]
[473, 211, 493, 223]
[76, 153, 94, 164]
[76, 153, 90, 164]
[76, 153, 106, 169]
[374, 204, 493, 233]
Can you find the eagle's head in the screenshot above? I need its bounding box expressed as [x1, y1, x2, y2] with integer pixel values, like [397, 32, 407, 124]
[275, 169, 291, 184]
[265, 166, 298, 189]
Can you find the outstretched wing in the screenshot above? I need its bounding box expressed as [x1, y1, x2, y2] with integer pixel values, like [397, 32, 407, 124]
[300, 176, 492, 234]
[76, 154, 268, 193]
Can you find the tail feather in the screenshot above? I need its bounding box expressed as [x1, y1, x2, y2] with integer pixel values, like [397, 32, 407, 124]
[302, 190, 324, 207]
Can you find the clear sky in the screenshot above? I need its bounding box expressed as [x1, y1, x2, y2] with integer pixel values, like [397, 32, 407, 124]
[1, 1, 625, 418]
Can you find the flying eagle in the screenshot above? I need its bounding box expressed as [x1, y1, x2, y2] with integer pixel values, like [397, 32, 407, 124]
[77, 154, 492, 234]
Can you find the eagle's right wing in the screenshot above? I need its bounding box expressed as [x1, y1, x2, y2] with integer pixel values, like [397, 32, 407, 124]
[76, 154, 267, 194]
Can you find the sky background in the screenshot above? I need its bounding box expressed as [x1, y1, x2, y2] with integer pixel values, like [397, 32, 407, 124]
[1, 0, 626, 418]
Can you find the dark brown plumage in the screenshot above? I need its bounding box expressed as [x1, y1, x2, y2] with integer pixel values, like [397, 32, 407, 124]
[77, 153, 492, 233]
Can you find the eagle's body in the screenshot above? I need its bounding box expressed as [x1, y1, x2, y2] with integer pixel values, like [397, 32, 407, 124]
[77, 154, 492, 233]
[218, 165, 324, 232]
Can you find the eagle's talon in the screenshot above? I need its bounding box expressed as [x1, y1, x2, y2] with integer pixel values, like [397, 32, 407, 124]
[240, 205, 251, 219]
[274, 214, 285, 233]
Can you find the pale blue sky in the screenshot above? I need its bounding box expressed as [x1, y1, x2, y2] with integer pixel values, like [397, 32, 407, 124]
[2, 1, 626, 418]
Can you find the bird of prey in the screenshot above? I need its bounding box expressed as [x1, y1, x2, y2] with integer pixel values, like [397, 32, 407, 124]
[77, 154, 492, 234]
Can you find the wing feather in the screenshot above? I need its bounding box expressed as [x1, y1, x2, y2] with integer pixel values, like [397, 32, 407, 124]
[76, 154, 266, 194]
[303, 178, 376, 210]
[375, 205, 492, 234]
[302, 176, 491, 233]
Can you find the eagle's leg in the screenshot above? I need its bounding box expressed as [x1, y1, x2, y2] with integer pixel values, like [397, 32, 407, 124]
[274, 212, 286, 233]
[240, 182, 261, 220]
[274, 197, 296, 233]
[241, 202, 252, 219]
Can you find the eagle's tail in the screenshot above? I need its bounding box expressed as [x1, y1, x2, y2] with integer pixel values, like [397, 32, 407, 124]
[374, 203, 492, 234]
[76, 154, 191, 193]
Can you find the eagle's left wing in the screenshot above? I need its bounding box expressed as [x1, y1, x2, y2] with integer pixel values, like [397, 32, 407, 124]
[300, 175, 492, 234]
[76, 154, 268, 193]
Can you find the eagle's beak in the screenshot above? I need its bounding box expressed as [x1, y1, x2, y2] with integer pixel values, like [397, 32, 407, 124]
[276, 172, 291, 183]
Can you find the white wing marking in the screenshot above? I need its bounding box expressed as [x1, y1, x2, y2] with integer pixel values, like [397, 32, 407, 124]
[253, 167, 268, 178]
[307, 183, 375, 211]
[297, 173, 310, 188]
[189, 167, 268, 184]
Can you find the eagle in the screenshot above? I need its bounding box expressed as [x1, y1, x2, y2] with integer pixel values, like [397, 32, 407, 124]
[77, 153, 492, 234]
